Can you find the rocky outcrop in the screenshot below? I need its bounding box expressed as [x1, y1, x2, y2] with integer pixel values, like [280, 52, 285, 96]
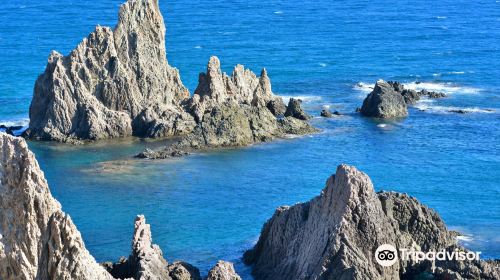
[206, 261, 241, 280]
[138, 57, 317, 159]
[0, 133, 242, 280]
[388, 81, 446, 105]
[26, 0, 193, 142]
[244, 164, 500, 280]
[0, 133, 114, 280]
[284, 98, 311, 120]
[360, 80, 408, 118]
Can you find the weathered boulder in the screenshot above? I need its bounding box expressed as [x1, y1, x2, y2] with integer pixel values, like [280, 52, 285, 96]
[284, 98, 311, 120]
[361, 80, 408, 118]
[167, 262, 201, 280]
[26, 0, 192, 142]
[320, 108, 333, 118]
[244, 164, 500, 280]
[206, 261, 241, 280]
[266, 98, 287, 117]
[0, 133, 114, 280]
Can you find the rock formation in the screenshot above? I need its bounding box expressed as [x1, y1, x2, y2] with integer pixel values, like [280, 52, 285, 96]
[284, 98, 311, 120]
[320, 108, 333, 118]
[137, 57, 317, 159]
[244, 164, 500, 280]
[0, 133, 240, 280]
[206, 261, 241, 280]
[360, 80, 408, 118]
[25, 0, 194, 142]
[0, 133, 114, 280]
[387, 81, 446, 105]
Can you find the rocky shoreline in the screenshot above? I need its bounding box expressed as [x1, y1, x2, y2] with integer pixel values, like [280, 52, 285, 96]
[0, 133, 241, 280]
[1, 133, 498, 279]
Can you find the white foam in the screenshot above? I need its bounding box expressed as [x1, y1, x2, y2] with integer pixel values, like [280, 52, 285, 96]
[279, 95, 322, 103]
[404, 81, 480, 94]
[194, 45, 202, 49]
[353, 82, 374, 93]
[414, 103, 495, 114]
[274, 11, 283, 14]
[0, 118, 29, 127]
[319, 62, 327, 67]
[457, 235, 474, 242]
[377, 124, 387, 128]
[436, 16, 447, 19]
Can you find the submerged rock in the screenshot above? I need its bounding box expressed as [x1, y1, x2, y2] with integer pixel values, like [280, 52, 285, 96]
[244, 164, 500, 280]
[361, 80, 408, 118]
[26, 0, 192, 142]
[388, 81, 447, 105]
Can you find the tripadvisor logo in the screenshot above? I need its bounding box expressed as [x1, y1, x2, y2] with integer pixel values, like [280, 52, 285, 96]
[374, 244, 481, 267]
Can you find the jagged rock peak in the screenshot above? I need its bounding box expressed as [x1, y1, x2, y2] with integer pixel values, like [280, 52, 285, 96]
[244, 164, 499, 280]
[206, 261, 242, 280]
[0, 133, 114, 280]
[26, 0, 191, 142]
[193, 56, 275, 107]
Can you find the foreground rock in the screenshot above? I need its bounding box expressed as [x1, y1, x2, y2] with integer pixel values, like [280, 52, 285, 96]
[206, 261, 241, 280]
[0, 133, 240, 280]
[244, 164, 499, 280]
[360, 80, 408, 118]
[137, 57, 317, 159]
[0, 133, 114, 280]
[25, 0, 193, 142]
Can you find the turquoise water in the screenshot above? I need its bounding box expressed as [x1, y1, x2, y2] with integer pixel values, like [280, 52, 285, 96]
[1, 0, 500, 277]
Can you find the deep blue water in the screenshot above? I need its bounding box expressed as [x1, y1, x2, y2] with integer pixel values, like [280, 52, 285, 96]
[1, 0, 500, 278]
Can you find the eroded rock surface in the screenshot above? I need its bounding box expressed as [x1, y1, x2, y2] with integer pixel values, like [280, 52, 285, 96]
[244, 164, 500, 280]
[0, 133, 114, 280]
[26, 0, 192, 142]
[206, 261, 241, 280]
[361, 80, 408, 118]
[138, 57, 317, 159]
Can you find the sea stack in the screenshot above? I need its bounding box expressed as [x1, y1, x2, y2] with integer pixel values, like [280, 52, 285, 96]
[26, 0, 194, 142]
[360, 80, 408, 118]
[244, 164, 500, 280]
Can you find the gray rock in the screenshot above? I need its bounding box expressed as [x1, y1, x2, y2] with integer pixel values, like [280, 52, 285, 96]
[0, 133, 114, 280]
[26, 0, 191, 142]
[320, 108, 333, 118]
[138, 58, 317, 159]
[361, 80, 408, 118]
[167, 262, 201, 280]
[284, 98, 311, 120]
[206, 261, 241, 280]
[266, 97, 287, 117]
[244, 164, 500, 280]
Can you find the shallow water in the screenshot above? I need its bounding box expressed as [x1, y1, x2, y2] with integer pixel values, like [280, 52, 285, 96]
[1, 0, 500, 277]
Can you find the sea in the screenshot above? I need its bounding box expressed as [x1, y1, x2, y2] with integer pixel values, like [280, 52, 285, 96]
[0, 0, 499, 278]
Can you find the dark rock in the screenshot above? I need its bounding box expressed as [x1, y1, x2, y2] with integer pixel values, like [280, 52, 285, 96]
[320, 109, 333, 118]
[400, 89, 421, 105]
[333, 111, 342, 116]
[168, 262, 201, 280]
[449, 109, 468, 114]
[284, 98, 311, 120]
[361, 80, 408, 118]
[266, 98, 287, 117]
